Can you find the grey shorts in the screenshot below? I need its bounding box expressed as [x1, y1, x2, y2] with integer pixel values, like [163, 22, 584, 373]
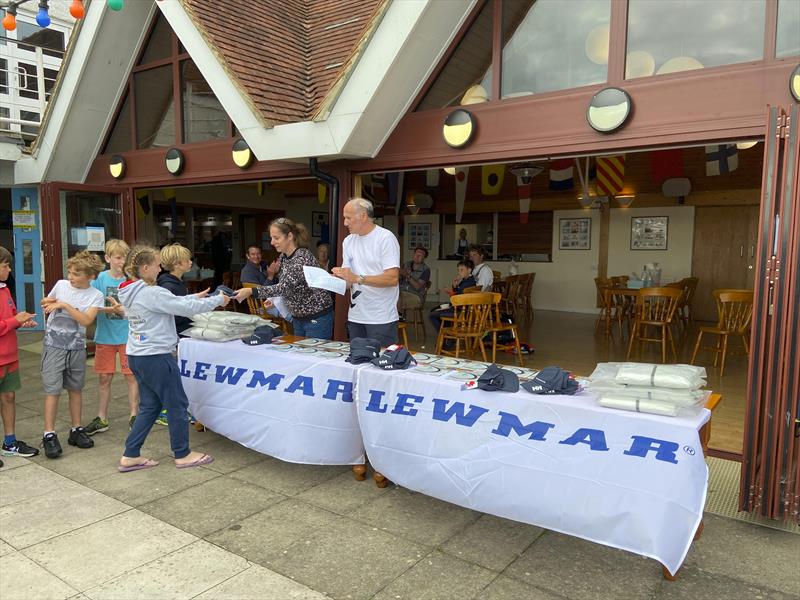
[41, 346, 87, 394]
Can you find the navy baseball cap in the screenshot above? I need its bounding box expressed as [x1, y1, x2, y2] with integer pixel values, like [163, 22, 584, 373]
[521, 366, 579, 395]
[475, 364, 519, 393]
[372, 346, 416, 370]
[346, 337, 382, 364]
[241, 325, 283, 346]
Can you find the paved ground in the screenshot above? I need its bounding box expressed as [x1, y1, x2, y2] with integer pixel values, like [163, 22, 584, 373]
[1, 332, 798, 600]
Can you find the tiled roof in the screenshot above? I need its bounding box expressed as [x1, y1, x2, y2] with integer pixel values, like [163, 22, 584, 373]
[181, 0, 385, 126]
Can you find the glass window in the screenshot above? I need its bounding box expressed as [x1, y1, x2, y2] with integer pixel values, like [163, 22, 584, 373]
[626, 0, 765, 79]
[17, 63, 38, 100]
[416, 1, 493, 111]
[181, 60, 228, 143]
[502, 0, 610, 98]
[139, 13, 172, 64]
[103, 92, 132, 155]
[44, 67, 57, 101]
[0, 58, 7, 95]
[20, 110, 40, 143]
[16, 21, 65, 58]
[135, 65, 175, 149]
[60, 191, 122, 262]
[776, 0, 800, 58]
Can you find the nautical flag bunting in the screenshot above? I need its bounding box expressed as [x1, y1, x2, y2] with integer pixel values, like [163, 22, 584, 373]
[549, 158, 574, 191]
[481, 164, 505, 195]
[596, 155, 626, 196]
[705, 144, 738, 176]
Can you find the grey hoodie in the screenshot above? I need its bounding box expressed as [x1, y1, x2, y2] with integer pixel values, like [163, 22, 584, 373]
[118, 279, 224, 356]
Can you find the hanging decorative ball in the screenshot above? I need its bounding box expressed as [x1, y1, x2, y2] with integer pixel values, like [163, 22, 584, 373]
[2, 13, 17, 31]
[107, 0, 124, 11]
[70, 0, 86, 19]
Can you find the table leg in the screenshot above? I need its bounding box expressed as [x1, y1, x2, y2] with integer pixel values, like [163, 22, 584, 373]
[662, 519, 704, 581]
[352, 464, 367, 481]
[373, 471, 390, 488]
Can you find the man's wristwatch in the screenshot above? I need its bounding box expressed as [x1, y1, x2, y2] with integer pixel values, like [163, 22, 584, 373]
[357, 275, 366, 285]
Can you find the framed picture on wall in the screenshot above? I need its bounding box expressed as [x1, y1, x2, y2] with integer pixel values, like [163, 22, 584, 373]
[311, 211, 329, 237]
[408, 222, 432, 253]
[558, 218, 591, 250]
[631, 216, 668, 250]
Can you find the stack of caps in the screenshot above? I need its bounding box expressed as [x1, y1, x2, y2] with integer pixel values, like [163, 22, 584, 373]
[181, 312, 270, 342]
[587, 362, 710, 417]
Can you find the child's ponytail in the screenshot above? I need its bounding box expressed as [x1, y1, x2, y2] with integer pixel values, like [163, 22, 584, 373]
[124, 245, 159, 280]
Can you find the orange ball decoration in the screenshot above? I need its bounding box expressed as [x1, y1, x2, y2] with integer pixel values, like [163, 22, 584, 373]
[70, 0, 86, 19]
[2, 13, 16, 31]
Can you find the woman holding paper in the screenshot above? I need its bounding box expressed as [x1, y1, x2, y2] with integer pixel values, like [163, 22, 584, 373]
[235, 218, 334, 339]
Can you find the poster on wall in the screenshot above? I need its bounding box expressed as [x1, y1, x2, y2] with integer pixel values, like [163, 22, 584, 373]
[631, 216, 668, 250]
[312, 211, 329, 241]
[558, 218, 591, 250]
[86, 225, 106, 251]
[408, 222, 432, 253]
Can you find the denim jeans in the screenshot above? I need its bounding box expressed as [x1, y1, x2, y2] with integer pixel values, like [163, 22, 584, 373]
[292, 310, 334, 340]
[125, 353, 191, 459]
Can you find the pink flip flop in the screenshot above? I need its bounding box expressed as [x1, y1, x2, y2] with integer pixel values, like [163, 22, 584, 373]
[175, 454, 214, 469]
[118, 458, 159, 473]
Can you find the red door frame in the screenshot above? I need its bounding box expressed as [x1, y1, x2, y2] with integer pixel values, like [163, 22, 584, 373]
[39, 181, 135, 292]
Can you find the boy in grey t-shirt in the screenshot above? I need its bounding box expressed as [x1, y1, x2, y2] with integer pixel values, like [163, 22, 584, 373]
[40, 251, 104, 459]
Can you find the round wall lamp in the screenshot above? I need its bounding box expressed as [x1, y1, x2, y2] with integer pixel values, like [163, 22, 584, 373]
[587, 87, 632, 133]
[442, 108, 476, 149]
[232, 139, 254, 169]
[165, 148, 185, 175]
[109, 155, 126, 179]
[790, 64, 800, 102]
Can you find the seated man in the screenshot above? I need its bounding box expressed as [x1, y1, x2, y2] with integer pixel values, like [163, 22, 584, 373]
[429, 259, 476, 334]
[240, 244, 279, 285]
[399, 246, 430, 314]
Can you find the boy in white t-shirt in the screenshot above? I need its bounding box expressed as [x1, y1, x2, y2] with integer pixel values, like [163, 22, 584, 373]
[332, 198, 400, 348]
[40, 251, 105, 458]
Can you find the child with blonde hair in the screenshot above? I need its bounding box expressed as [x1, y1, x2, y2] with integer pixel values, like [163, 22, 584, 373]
[40, 250, 105, 458]
[117, 245, 230, 472]
[84, 239, 139, 436]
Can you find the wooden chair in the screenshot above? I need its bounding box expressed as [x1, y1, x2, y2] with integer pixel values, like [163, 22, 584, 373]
[626, 287, 683, 363]
[680, 277, 699, 324]
[462, 285, 483, 294]
[499, 274, 521, 317]
[492, 270, 502, 281]
[664, 280, 688, 331]
[485, 292, 524, 366]
[242, 283, 293, 334]
[435, 292, 493, 360]
[594, 277, 624, 336]
[405, 280, 431, 341]
[397, 321, 410, 349]
[690, 289, 753, 376]
[517, 273, 535, 320]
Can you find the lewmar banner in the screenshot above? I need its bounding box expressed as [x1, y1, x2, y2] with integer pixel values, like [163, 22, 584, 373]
[355, 368, 710, 575]
[179, 339, 365, 465]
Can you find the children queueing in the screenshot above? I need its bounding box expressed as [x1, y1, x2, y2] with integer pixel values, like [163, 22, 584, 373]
[40, 250, 105, 458]
[117, 245, 230, 472]
[83, 239, 139, 436]
[153, 243, 200, 427]
[0, 246, 39, 467]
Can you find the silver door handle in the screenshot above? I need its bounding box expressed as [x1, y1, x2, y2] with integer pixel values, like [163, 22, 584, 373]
[740, 245, 744, 257]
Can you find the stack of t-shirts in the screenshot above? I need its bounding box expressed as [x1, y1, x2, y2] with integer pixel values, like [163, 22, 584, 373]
[587, 362, 710, 417]
[181, 312, 270, 342]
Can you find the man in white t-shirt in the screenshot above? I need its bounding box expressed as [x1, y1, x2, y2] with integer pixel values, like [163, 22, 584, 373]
[332, 198, 400, 347]
[467, 244, 494, 291]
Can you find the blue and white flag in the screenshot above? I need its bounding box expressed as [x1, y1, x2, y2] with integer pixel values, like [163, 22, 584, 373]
[705, 144, 738, 176]
[549, 158, 574, 191]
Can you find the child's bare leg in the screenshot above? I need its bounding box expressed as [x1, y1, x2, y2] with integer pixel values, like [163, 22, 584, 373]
[67, 390, 83, 428]
[124, 374, 139, 416]
[44, 394, 60, 432]
[97, 373, 113, 420]
[1, 391, 15, 436]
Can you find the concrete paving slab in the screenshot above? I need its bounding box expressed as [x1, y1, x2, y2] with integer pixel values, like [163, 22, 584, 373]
[0, 538, 13, 556]
[84, 460, 220, 506]
[22, 509, 197, 591]
[82, 540, 249, 600]
[31, 437, 134, 484]
[0, 454, 32, 470]
[353, 487, 481, 546]
[371, 550, 498, 600]
[503, 531, 662, 600]
[194, 563, 328, 600]
[138, 475, 285, 537]
[228, 458, 348, 497]
[266, 517, 426, 600]
[441, 513, 545, 572]
[0, 484, 129, 548]
[479, 575, 567, 600]
[682, 513, 800, 594]
[191, 437, 270, 474]
[2, 414, 72, 447]
[0, 463, 85, 507]
[296, 470, 390, 515]
[0, 551, 79, 600]
[654, 566, 797, 600]
[205, 498, 345, 566]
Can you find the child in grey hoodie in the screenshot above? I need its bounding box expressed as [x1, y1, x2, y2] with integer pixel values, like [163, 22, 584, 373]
[117, 245, 231, 472]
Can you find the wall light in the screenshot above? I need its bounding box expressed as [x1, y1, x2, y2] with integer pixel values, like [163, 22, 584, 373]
[789, 64, 799, 102]
[443, 167, 457, 175]
[616, 195, 635, 208]
[736, 141, 758, 150]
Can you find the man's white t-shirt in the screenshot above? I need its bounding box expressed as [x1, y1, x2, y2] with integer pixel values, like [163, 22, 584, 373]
[472, 262, 494, 291]
[342, 225, 400, 324]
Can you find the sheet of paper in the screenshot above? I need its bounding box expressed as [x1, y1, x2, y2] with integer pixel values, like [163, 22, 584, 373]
[271, 296, 291, 319]
[303, 265, 347, 295]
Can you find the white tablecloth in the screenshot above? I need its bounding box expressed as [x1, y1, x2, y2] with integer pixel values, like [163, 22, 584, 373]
[355, 367, 710, 576]
[179, 339, 364, 465]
